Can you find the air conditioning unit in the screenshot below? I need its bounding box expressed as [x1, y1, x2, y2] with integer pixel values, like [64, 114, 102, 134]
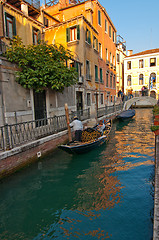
[78, 76, 84, 83]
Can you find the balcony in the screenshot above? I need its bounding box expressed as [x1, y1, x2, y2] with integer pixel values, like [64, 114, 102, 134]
[78, 75, 84, 84]
[6, 0, 40, 16]
[86, 74, 92, 81]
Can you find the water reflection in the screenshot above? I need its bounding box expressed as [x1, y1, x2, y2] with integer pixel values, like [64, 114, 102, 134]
[0, 109, 155, 240]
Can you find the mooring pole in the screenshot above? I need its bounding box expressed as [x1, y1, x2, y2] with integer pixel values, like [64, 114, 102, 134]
[65, 103, 72, 142]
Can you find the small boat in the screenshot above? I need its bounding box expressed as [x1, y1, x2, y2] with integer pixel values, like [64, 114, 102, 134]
[117, 109, 135, 120]
[59, 120, 112, 154]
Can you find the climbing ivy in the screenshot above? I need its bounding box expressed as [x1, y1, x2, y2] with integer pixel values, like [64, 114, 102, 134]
[6, 36, 77, 92]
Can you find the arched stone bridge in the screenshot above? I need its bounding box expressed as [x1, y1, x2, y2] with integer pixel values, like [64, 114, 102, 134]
[123, 96, 157, 110]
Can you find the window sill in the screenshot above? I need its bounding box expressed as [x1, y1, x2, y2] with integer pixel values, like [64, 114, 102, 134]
[85, 41, 91, 48]
[67, 40, 79, 46]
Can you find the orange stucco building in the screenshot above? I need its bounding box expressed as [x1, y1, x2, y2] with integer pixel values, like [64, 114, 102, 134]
[44, 0, 117, 115]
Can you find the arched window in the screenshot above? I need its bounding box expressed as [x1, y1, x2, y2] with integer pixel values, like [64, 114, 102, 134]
[139, 74, 144, 85]
[150, 73, 156, 89]
[127, 75, 131, 86]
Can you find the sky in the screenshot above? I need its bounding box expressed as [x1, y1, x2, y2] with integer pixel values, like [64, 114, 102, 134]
[100, 0, 159, 54]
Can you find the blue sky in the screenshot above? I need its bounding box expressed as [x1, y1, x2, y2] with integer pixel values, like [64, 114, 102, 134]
[100, 0, 159, 54]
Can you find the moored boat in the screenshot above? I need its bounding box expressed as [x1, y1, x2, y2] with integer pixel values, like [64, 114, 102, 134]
[59, 120, 112, 154]
[117, 109, 135, 120]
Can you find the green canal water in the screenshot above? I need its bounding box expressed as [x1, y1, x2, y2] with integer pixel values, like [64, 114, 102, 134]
[0, 108, 155, 240]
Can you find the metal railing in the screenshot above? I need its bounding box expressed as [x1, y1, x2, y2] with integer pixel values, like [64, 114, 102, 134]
[97, 103, 123, 118]
[0, 108, 90, 151]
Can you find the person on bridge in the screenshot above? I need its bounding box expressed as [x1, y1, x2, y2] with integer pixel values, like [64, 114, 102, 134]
[69, 116, 83, 142]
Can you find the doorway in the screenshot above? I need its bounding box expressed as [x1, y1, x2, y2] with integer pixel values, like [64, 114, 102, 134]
[76, 91, 83, 112]
[34, 90, 47, 124]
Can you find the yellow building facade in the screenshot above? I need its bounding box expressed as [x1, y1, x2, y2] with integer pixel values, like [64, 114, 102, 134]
[44, 0, 117, 114]
[124, 49, 159, 99]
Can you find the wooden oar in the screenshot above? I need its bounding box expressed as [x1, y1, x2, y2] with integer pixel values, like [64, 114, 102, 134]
[65, 103, 72, 142]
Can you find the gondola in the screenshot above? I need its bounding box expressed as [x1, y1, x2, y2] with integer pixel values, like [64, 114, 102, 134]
[58, 120, 112, 154]
[117, 109, 135, 120]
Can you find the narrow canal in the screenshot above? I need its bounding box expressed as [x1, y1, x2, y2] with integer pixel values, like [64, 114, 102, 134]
[0, 108, 155, 240]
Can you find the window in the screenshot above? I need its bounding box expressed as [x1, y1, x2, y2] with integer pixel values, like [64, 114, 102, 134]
[99, 43, 102, 58]
[110, 74, 112, 88]
[101, 94, 104, 104]
[100, 68, 103, 83]
[111, 95, 113, 102]
[32, 27, 41, 45]
[150, 73, 156, 89]
[44, 17, 49, 27]
[98, 10, 101, 26]
[110, 52, 112, 63]
[93, 35, 98, 51]
[5, 13, 16, 38]
[105, 19, 107, 32]
[106, 72, 109, 87]
[113, 75, 116, 88]
[127, 75, 131, 86]
[117, 53, 120, 63]
[150, 58, 156, 67]
[86, 60, 91, 80]
[95, 65, 98, 82]
[66, 25, 80, 42]
[139, 59, 144, 68]
[139, 74, 144, 85]
[109, 26, 111, 38]
[106, 48, 108, 60]
[87, 93, 91, 106]
[113, 31, 115, 42]
[86, 28, 91, 44]
[127, 61, 131, 70]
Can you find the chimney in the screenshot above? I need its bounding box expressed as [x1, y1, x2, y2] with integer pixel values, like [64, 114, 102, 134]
[127, 50, 133, 56]
[21, 1, 28, 16]
[59, 0, 69, 8]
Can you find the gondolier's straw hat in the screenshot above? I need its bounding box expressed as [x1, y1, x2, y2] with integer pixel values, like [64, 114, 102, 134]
[73, 116, 78, 119]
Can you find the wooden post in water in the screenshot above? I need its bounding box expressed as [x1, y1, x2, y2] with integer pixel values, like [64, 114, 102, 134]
[65, 103, 72, 142]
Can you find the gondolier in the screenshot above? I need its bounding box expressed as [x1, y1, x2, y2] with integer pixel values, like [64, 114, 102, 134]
[69, 116, 83, 142]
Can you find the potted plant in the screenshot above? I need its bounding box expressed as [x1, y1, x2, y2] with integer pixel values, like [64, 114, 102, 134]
[153, 104, 159, 118]
[151, 125, 159, 136]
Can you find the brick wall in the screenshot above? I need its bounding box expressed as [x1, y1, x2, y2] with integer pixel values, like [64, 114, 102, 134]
[0, 131, 69, 180]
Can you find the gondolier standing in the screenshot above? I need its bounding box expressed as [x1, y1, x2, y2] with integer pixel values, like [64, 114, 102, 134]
[69, 116, 83, 142]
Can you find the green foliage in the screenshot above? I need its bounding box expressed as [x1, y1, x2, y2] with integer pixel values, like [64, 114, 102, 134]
[151, 125, 159, 132]
[6, 36, 77, 92]
[153, 104, 159, 116]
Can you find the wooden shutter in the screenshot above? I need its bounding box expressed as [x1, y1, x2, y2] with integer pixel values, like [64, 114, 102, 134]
[66, 28, 70, 42]
[38, 30, 41, 43]
[77, 25, 80, 40]
[13, 17, 16, 36]
[5, 12, 8, 37]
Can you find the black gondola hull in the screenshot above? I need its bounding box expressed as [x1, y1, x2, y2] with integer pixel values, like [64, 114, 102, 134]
[59, 135, 108, 154]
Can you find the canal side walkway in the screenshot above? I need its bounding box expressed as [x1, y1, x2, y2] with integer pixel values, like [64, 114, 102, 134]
[0, 111, 120, 180]
[153, 135, 159, 240]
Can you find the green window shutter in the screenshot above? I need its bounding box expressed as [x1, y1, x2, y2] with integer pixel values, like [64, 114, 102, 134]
[96, 38, 98, 51]
[66, 28, 70, 42]
[38, 30, 41, 44]
[5, 12, 8, 37]
[77, 25, 80, 40]
[13, 17, 16, 36]
[88, 30, 91, 44]
[32, 27, 35, 44]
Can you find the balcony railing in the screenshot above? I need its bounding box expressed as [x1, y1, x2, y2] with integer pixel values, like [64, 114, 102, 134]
[25, 0, 40, 9]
